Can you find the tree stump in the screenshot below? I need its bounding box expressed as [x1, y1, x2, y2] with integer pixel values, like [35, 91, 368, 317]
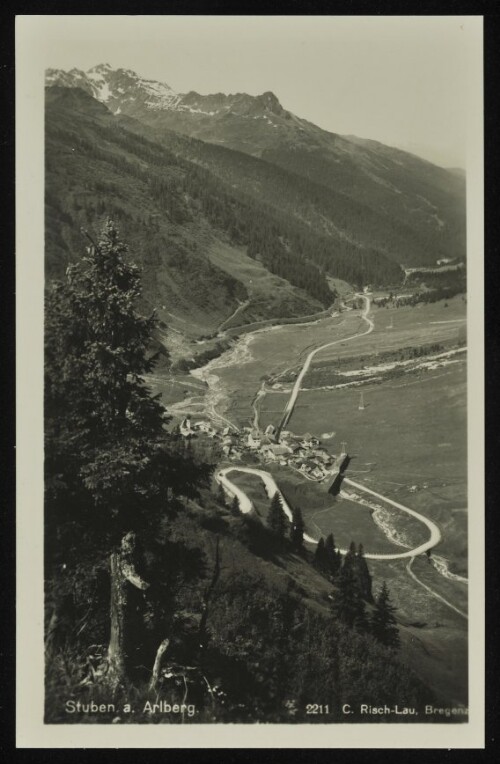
[107, 532, 150, 688]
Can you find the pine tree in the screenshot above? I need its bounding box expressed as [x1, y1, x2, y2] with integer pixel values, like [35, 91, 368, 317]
[290, 506, 305, 551]
[267, 492, 288, 539]
[217, 482, 226, 507]
[341, 541, 357, 575]
[331, 562, 367, 630]
[313, 537, 329, 573]
[371, 582, 400, 649]
[230, 495, 240, 516]
[44, 219, 210, 559]
[355, 543, 373, 602]
[325, 533, 341, 577]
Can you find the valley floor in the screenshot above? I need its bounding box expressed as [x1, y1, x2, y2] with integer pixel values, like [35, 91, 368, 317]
[148, 294, 469, 706]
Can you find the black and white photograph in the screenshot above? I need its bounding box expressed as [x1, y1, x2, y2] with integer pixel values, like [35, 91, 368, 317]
[16, 15, 484, 748]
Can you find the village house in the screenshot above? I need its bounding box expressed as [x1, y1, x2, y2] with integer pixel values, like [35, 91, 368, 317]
[179, 417, 196, 437]
[311, 466, 326, 480]
[300, 432, 320, 448]
[193, 420, 217, 437]
[291, 445, 308, 458]
[313, 448, 331, 463]
[247, 431, 262, 449]
[261, 443, 292, 462]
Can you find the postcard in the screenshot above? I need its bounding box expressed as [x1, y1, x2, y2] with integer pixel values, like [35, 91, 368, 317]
[16, 14, 484, 748]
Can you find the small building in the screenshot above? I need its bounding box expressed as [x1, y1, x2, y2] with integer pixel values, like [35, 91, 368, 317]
[247, 431, 262, 449]
[299, 458, 317, 471]
[193, 420, 217, 437]
[301, 433, 320, 448]
[311, 467, 325, 480]
[261, 443, 292, 461]
[314, 448, 331, 463]
[180, 417, 196, 437]
[273, 444, 292, 456]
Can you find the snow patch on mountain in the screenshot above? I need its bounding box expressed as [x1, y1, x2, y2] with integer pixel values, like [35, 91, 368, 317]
[45, 65, 290, 121]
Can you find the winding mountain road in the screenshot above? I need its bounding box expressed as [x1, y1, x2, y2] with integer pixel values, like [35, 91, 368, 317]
[342, 477, 441, 560]
[279, 294, 374, 431]
[216, 466, 443, 561]
[216, 466, 317, 543]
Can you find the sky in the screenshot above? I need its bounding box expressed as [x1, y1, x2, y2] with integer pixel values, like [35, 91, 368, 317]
[23, 15, 481, 167]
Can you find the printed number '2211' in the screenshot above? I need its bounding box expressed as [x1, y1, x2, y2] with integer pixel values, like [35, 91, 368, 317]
[306, 704, 330, 714]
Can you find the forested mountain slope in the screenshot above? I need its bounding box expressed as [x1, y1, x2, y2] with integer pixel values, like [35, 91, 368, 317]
[46, 87, 333, 336]
[47, 65, 466, 268]
[46, 85, 408, 338]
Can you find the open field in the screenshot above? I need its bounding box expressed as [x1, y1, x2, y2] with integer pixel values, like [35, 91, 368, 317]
[271, 468, 428, 555]
[151, 296, 466, 426]
[230, 464, 417, 554]
[228, 470, 272, 519]
[185, 311, 360, 428]
[315, 296, 466, 364]
[213, 297, 466, 428]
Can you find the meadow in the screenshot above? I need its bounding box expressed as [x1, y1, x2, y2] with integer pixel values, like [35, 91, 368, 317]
[214, 297, 466, 426]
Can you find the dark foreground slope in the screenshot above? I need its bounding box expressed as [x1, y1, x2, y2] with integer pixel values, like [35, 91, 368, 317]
[45, 484, 439, 724]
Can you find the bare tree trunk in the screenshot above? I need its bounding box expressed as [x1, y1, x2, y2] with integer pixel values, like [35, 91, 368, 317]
[149, 638, 170, 692]
[45, 609, 59, 652]
[107, 551, 126, 687]
[198, 537, 221, 658]
[107, 532, 150, 688]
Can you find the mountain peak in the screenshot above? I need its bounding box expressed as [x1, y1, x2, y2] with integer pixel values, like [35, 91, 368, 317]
[256, 91, 283, 115]
[45, 65, 288, 119]
[89, 63, 112, 72]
